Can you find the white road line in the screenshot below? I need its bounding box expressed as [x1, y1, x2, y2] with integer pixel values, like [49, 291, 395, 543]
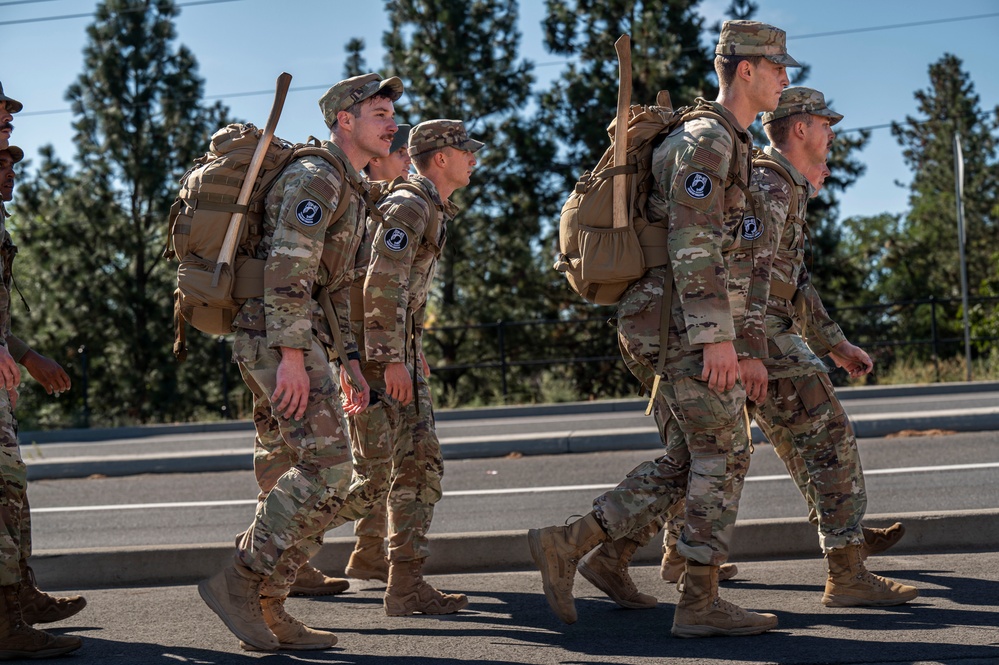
[30, 461, 999, 514]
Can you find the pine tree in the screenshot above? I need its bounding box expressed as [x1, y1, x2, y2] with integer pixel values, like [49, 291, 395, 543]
[12, 0, 232, 426]
[380, 0, 562, 405]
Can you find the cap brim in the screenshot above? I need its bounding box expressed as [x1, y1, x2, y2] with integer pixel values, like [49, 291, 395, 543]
[765, 53, 801, 67]
[457, 138, 484, 153]
[815, 108, 844, 126]
[377, 77, 404, 102]
[389, 125, 412, 153]
[3, 145, 24, 163]
[0, 96, 22, 114]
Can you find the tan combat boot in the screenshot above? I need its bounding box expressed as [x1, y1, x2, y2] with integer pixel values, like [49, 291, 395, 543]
[345, 536, 389, 583]
[577, 537, 656, 609]
[660, 538, 737, 583]
[860, 522, 905, 559]
[198, 558, 279, 651]
[239, 596, 337, 651]
[384, 559, 468, 616]
[0, 584, 82, 660]
[527, 512, 608, 624]
[289, 563, 350, 597]
[671, 563, 778, 638]
[17, 564, 87, 625]
[822, 544, 918, 607]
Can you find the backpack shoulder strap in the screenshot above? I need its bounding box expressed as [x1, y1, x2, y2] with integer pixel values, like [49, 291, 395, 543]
[290, 144, 355, 223]
[379, 178, 442, 247]
[751, 153, 801, 227]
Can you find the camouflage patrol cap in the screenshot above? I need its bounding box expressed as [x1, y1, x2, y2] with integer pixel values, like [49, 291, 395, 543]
[0, 145, 23, 164]
[409, 119, 484, 158]
[0, 81, 23, 114]
[715, 20, 800, 67]
[319, 73, 404, 129]
[390, 124, 412, 153]
[761, 87, 843, 125]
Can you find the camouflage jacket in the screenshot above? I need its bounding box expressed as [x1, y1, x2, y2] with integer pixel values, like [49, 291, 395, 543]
[641, 98, 768, 365]
[0, 205, 28, 361]
[363, 174, 455, 366]
[233, 140, 367, 357]
[751, 146, 845, 378]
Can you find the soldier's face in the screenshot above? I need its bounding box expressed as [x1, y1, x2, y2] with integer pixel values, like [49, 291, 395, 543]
[804, 161, 830, 195]
[802, 115, 835, 164]
[384, 144, 412, 181]
[354, 98, 398, 160]
[749, 59, 789, 113]
[0, 102, 12, 151]
[0, 153, 15, 202]
[443, 147, 476, 189]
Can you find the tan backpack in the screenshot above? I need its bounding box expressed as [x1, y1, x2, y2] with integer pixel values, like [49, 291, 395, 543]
[165, 123, 348, 358]
[553, 36, 744, 306]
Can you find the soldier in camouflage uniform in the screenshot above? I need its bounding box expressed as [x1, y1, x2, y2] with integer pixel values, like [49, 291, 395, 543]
[0, 137, 84, 660]
[735, 88, 915, 606]
[650, 91, 913, 583]
[198, 73, 402, 652]
[530, 21, 797, 638]
[328, 123, 415, 587]
[316, 119, 481, 617]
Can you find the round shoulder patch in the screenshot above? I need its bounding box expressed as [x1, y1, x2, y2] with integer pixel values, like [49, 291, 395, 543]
[296, 199, 324, 226]
[741, 215, 764, 241]
[384, 227, 409, 252]
[684, 172, 712, 200]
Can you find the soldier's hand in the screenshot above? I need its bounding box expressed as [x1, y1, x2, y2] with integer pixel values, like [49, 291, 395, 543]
[738, 358, 768, 403]
[341, 359, 370, 415]
[273, 347, 310, 420]
[0, 345, 21, 391]
[22, 350, 71, 395]
[419, 352, 431, 378]
[384, 361, 414, 406]
[701, 341, 738, 393]
[830, 341, 873, 378]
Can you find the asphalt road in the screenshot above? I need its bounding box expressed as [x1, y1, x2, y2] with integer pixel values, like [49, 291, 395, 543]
[29, 550, 999, 665]
[26, 430, 999, 551]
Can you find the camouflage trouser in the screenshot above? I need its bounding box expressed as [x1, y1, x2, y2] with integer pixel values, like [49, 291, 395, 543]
[592, 296, 751, 566]
[663, 370, 865, 553]
[232, 329, 353, 597]
[328, 369, 442, 562]
[344, 400, 391, 541]
[0, 389, 27, 585]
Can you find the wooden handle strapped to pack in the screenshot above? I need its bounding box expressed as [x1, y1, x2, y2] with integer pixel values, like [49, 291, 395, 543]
[213, 72, 293, 287]
[612, 35, 632, 231]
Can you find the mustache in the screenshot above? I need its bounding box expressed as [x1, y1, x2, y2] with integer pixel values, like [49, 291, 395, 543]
[0, 123, 12, 132]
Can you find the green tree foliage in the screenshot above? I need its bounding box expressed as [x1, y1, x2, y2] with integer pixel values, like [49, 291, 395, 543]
[11, 0, 232, 427]
[379, 0, 563, 405]
[343, 38, 368, 78]
[838, 54, 999, 365]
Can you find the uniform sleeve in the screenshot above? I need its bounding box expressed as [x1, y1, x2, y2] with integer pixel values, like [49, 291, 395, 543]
[5, 334, 29, 363]
[263, 161, 339, 350]
[665, 127, 735, 346]
[733, 166, 785, 359]
[797, 266, 847, 355]
[364, 191, 428, 364]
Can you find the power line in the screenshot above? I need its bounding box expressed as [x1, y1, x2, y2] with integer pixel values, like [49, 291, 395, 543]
[0, 0, 63, 6]
[791, 12, 999, 39]
[0, 0, 242, 26]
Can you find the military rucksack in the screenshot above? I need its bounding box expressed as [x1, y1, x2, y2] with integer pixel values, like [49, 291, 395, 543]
[165, 123, 350, 358]
[553, 94, 745, 306]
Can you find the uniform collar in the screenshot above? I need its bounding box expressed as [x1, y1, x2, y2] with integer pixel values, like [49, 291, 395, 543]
[763, 145, 813, 196]
[409, 173, 460, 218]
[696, 98, 752, 143]
[320, 139, 365, 187]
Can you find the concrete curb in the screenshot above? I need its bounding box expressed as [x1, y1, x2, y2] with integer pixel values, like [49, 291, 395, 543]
[24, 407, 999, 480]
[28, 509, 999, 590]
[20, 380, 999, 444]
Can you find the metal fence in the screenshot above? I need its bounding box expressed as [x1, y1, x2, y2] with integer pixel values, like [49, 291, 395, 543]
[419, 295, 999, 397]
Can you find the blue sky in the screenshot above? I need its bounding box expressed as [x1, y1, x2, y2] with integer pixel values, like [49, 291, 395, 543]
[3, 0, 997, 221]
